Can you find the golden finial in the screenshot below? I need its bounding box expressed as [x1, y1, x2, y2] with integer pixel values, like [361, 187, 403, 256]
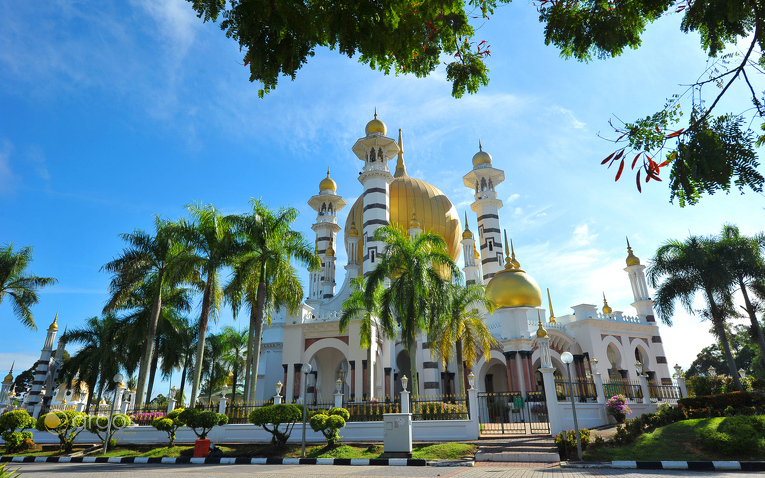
[536, 310, 548, 338]
[479, 139, 483, 152]
[4, 361, 14, 383]
[626, 236, 641, 266]
[50, 311, 59, 330]
[348, 221, 359, 237]
[326, 237, 335, 257]
[510, 238, 521, 269]
[374, 107, 377, 119]
[395, 128, 408, 178]
[462, 212, 473, 239]
[547, 289, 556, 324]
[602, 292, 613, 314]
[503, 230, 512, 269]
[409, 209, 420, 229]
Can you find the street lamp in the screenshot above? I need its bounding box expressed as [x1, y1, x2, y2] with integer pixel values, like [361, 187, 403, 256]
[467, 372, 475, 390]
[301, 364, 312, 458]
[561, 352, 582, 461]
[635, 361, 643, 377]
[275, 381, 283, 397]
[673, 364, 682, 378]
[104, 373, 123, 455]
[708, 366, 716, 378]
[401, 375, 408, 392]
[590, 359, 598, 375]
[739, 369, 746, 379]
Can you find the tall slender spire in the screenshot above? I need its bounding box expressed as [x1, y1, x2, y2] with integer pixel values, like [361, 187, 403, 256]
[394, 128, 408, 178]
[479, 139, 483, 151]
[547, 288, 556, 324]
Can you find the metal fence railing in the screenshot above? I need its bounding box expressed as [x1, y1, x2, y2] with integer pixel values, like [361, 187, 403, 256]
[553, 376, 598, 402]
[648, 381, 681, 403]
[410, 394, 468, 421]
[603, 380, 644, 401]
[344, 400, 400, 421]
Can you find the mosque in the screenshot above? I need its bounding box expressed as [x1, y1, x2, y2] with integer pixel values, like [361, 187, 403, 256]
[253, 113, 673, 404]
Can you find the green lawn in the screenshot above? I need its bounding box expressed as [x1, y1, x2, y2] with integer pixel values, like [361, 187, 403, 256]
[2, 442, 477, 460]
[586, 418, 765, 462]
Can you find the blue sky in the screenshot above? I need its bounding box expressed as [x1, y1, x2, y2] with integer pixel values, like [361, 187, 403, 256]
[1, 1, 763, 397]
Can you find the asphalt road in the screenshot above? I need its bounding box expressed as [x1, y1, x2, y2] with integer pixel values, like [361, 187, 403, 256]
[5, 463, 765, 477]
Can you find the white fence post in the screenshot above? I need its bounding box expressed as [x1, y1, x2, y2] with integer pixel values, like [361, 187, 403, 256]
[639, 375, 651, 405]
[400, 390, 410, 414]
[218, 397, 227, 415]
[467, 387, 479, 440]
[677, 376, 687, 398]
[274, 394, 282, 405]
[167, 396, 176, 414]
[334, 392, 343, 409]
[541, 367, 562, 435]
[593, 373, 606, 404]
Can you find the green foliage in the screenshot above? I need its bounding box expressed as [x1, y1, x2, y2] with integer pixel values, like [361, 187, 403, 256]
[554, 428, 590, 460]
[613, 404, 689, 445]
[248, 404, 302, 448]
[84, 413, 131, 446]
[178, 409, 228, 440]
[36, 410, 87, 453]
[309, 407, 349, 445]
[0, 410, 36, 434]
[152, 408, 186, 448]
[0, 243, 58, 330]
[1, 431, 34, 453]
[697, 415, 765, 456]
[0, 464, 21, 478]
[188, 0, 492, 99]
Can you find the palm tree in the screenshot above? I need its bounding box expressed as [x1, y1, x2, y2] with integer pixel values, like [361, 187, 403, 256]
[340, 276, 395, 398]
[201, 333, 227, 404]
[648, 234, 744, 391]
[430, 282, 496, 397]
[363, 225, 459, 396]
[101, 217, 198, 408]
[224, 200, 318, 402]
[0, 244, 57, 330]
[180, 203, 237, 406]
[59, 314, 124, 414]
[719, 224, 765, 371]
[219, 326, 248, 403]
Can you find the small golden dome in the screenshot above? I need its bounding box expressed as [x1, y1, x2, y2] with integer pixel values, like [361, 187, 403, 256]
[536, 315, 548, 338]
[326, 239, 335, 257]
[472, 141, 492, 167]
[319, 168, 337, 192]
[50, 313, 59, 330]
[462, 212, 473, 239]
[409, 211, 421, 229]
[348, 221, 359, 238]
[602, 293, 612, 314]
[8, 388, 16, 397]
[365, 109, 387, 136]
[626, 237, 640, 266]
[3, 372, 12, 383]
[485, 234, 543, 308]
[474, 245, 480, 260]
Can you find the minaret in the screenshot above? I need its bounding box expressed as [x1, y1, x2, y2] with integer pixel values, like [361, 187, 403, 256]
[0, 362, 14, 405]
[345, 221, 361, 279]
[351, 111, 399, 275]
[602, 293, 613, 316]
[462, 142, 506, 281]
[624, 238, 654, 318]
[27, 313, 59, 415]
[307, 169, 346, 304]
[461, 212, 482, 285]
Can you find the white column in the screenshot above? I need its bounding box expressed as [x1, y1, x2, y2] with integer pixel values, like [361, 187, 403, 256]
[677, 376, 687, 398]
[218, 397, 227, 415]
[467, 387, 479, 440]
[639, 375, 651, 405]
[541, 367, 563, 435]
[593, 373, 605, 404]
[400, 390, 410, 414]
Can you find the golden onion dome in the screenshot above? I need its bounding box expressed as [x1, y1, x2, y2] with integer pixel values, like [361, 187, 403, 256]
[472, 141, 492, 167]
[536, 316, 548, 338]
[3, 372, 12, 383]
[348, 221, 359, 238]
[365, 110, 387, 136]
[344, 174, 461, 270]
[474, 244, 480, 260]
[326, 240, 335, 257]
[462, 212, 473, 239]
[485, 236, 543, 308]
[319, 168, 337, 192]
[409, 211, 421, 229]
[49, 313, 59, 330]
[8, 388, 16, 397]
[602, 293, 613, 314]
[625, 237, 640, 266]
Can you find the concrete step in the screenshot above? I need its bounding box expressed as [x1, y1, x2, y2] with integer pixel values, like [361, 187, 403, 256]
[475, 437, 560, 463]
[475, 450, 560, 463]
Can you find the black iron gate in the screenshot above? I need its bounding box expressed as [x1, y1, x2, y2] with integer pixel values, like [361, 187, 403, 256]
[477, 391, 550, 435]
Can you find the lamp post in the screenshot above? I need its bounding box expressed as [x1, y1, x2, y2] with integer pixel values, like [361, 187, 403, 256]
[739, 369, 746, 379]
[561, 352, 582, 461]
[301, 364, 312, 458]
[103, 373, 123, 455]
[708, 366, 716, 377]
[467, 372, 475, 390]
[590, 359, 598, 374]
[635, 361, 643, 377]
[674, 364, 682, 378]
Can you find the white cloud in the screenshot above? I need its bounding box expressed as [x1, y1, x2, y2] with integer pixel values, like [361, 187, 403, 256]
[548, 106, 586, 129]
[507, 193, 520, 203]
[572, 222, 597, 246]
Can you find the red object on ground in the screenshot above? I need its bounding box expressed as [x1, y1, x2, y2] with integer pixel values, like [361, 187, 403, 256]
[193, 439, 211, 458]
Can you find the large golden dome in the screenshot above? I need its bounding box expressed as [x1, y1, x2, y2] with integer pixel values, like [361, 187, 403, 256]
[344, 162, 461, 269]
[365, 110, 387, 136]
[485, 241, 543, 308]
[319, 169, 337, 192]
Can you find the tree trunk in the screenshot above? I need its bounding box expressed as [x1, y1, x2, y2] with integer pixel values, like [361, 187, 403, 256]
[455, 339, 465, 397]
[247, 280, 267, 403]
[713, 318, 743, 391]
[243, 304, 257, 403]
[145, 335, 161, 403]
[190, 279, 213, 407]
[232, 370, 238, 404]
[179, 360, 188, 407]
[134, 276, 163, 408]
[740, 278, 765, 372]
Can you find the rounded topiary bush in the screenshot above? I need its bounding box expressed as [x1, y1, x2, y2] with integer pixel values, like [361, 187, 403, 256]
[249, 404, 302, 448]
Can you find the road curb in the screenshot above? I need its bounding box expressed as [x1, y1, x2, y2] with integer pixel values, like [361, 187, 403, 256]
[0, 455, 428, 466]
[562, 460, 765, 471]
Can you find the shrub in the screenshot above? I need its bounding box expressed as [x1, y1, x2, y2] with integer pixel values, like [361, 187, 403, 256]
[309, 407, 349, 446]
[178, 409, 228, 440]
[36, 410, 87, 452]
[84, 413, 131, 447]
[679, 391, 765, 414]
[605, 395, 631, 422]
[554, 428, 590, 460]
[0, 463, 21, 478]
[249, 404, 302, 448]
[152, 408, 185, 447]
[0, 410, 36, 453]
[697, 415, 765, 456]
